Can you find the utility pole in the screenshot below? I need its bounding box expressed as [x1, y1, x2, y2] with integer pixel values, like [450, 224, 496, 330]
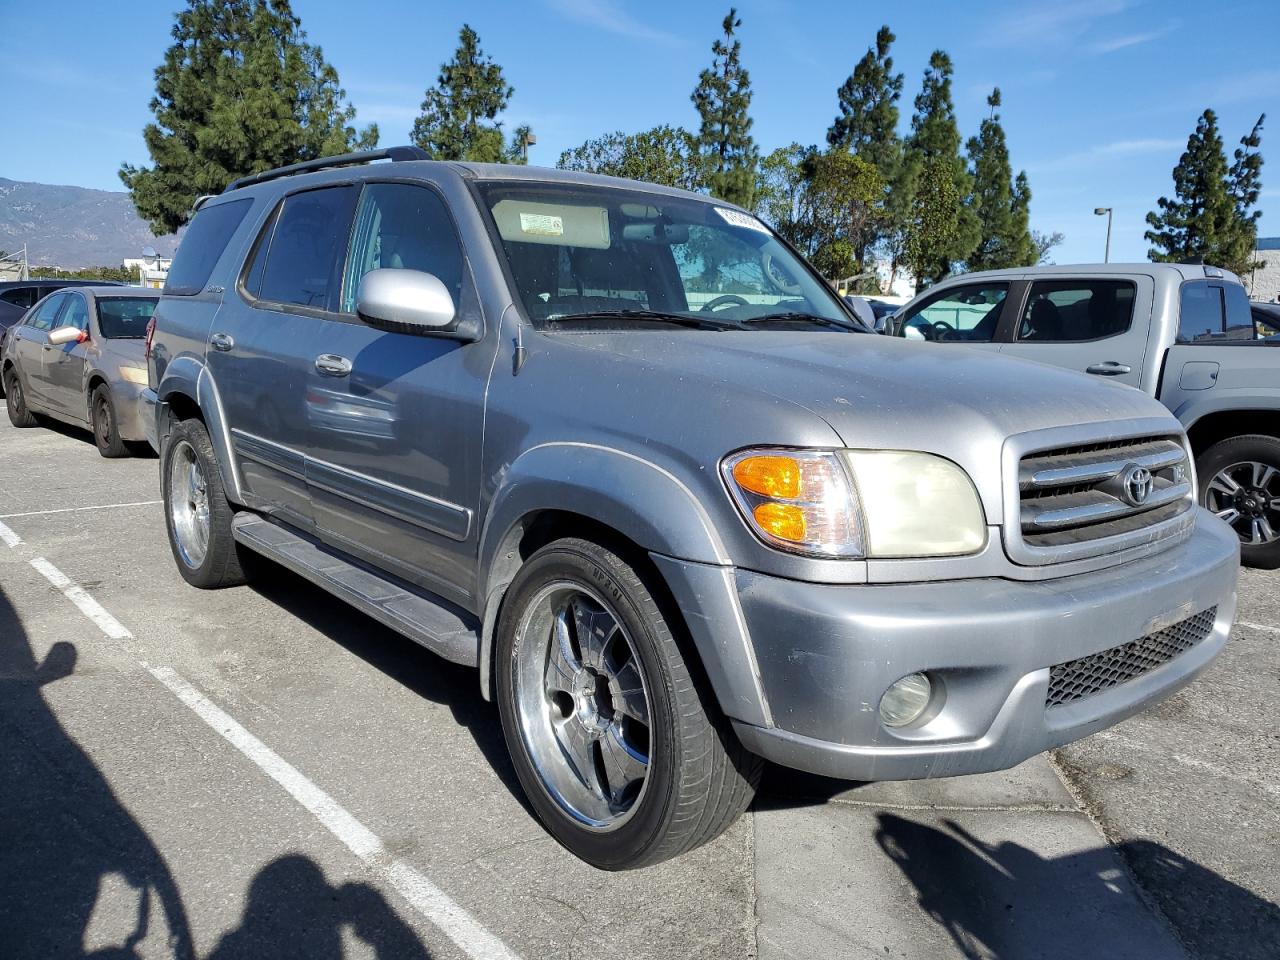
[1094, 207, 1113, 263]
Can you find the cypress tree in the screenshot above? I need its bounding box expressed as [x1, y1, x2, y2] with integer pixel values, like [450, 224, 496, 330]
[903, 51, 979, 283]
[966, 88, 1035, 270]
[1225, 114, 1266, 271]
[1145, 109, 1239, 269]
[412, 25, 513, 162]
[826, 25, 903, 173]
[120, 0, 377, 235]
[692, 8, 758, 208]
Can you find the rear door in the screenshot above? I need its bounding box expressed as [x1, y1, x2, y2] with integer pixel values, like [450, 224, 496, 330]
[42, 291, 91, 420]
[12, 293, 69, 409]
[1159, 279, 1267, 408]
[999, 276, 1151, 389]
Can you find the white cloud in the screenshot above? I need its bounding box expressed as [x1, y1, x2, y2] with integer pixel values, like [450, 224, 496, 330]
[982, 0, 1130, 46]
[1089, 22, 1178, 54]
[546, 0, 682, 46]
[1028, 137, 1184, 173]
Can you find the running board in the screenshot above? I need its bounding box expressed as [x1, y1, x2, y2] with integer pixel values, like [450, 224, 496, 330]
[231, 514, 480, 667]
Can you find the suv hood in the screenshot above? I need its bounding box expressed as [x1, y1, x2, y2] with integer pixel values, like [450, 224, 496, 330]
[560, 329, 1178, 525]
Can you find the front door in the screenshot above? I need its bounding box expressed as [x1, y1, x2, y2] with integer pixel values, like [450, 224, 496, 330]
[303, 181, 492, 607]
[12, 292, 69, 412]
[42, 291, 91, 421]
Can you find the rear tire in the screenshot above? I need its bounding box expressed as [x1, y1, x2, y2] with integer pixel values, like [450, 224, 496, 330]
[495, 537, 761, 870]
[162, 417, 250, 588]
[91, 384, 129, 458]
[4, 365, 38, 428]
[1197, 433, 1280, 569]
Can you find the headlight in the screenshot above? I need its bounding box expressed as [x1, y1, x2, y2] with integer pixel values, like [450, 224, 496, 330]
[722, 448, 985, 559]
[118, 365, 148, 385]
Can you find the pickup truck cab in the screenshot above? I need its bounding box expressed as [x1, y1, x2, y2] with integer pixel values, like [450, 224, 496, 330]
[143, 151, 1239, 869]
[894, 263, 1280, 567]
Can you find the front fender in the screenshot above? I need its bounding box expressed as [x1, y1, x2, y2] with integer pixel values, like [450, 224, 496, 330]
[157, 355, 244, 504]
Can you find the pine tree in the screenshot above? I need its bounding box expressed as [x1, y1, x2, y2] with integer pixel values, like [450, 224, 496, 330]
[826, 25, 903, 172]
[903, 51, 979, 283]
[120, 0, 377, 235]
[1145, 109, 1240, 270]
[904, 155, 964, 288]
[692, 8, 758, 208]
[1225, 114, 1265, 271]
[412, 25, 513, 162]
[966, 89, 1035, 271]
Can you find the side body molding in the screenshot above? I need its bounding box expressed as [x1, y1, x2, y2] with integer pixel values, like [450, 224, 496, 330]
[157, 355, 245, 504]
[475, 442, 772, 726]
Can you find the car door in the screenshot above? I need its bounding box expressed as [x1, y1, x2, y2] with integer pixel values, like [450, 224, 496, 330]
[999, 276, 1152, 389]
[301, 180, 492, 607]
[1159, 279, 1260, 410]
[11, 292, 69, 410]
[42, 291, 92, 421]
[895, 280, 1013, 356]
[208, 185, 358, 533]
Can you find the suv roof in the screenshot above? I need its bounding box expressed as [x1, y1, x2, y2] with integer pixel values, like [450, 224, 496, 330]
[0, 278, 123, 290]
[941, 262, 1243, 284]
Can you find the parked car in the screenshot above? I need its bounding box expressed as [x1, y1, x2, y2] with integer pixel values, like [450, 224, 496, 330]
[143, 149, 1238, 869]
[892, 263, 1280, 566]
[2, 286, 159, 456]
[1251, 299, 1280, 338]
[0, 279, 123, 333]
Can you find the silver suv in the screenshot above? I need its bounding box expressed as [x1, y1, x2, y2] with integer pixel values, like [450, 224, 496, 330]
[143, 148, 1240, 869]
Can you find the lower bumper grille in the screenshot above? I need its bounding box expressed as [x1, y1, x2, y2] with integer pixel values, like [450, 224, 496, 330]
[1046, 607, 1217, 708]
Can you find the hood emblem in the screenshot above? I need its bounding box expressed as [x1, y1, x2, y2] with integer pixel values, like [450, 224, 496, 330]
[1121, 464, 1153, 506]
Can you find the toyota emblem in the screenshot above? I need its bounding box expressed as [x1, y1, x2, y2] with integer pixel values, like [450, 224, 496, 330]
[1122, 464, 1153, 506]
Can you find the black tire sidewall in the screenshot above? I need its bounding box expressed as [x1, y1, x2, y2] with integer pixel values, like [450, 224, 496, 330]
[1197, 434, 1280, 568]
[5, 366, 37, 427]
[495, 542, 681, 870]
[91, 385, 127, 457]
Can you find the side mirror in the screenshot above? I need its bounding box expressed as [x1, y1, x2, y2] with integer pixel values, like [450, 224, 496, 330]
[48, 325, 86, 345]
[356, 268, 456, 333]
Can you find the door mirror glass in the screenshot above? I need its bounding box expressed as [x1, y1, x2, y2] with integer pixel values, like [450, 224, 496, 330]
[47, 325, 85, 345]
[356, 269, 456, 332]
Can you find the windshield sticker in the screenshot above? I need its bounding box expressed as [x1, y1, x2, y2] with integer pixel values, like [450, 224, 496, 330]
[714, 207, 770, 233]
[519, 212, 564, 237]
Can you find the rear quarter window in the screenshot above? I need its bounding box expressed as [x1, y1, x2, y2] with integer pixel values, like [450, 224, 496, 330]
[164, 198, 253, 296]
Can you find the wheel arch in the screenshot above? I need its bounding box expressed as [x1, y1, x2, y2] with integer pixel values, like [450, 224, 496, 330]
[1185, 407, 1280, 455]
[156, 355, 244, 503]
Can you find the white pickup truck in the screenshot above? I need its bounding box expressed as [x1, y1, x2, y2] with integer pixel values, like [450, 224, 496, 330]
[893, 263, 1280, 566]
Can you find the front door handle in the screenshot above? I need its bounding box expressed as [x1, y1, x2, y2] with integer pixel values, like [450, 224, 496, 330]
[1086, 361, 1131, 376]
[210, 332, 235, 352]
[314, 354, 352, 377]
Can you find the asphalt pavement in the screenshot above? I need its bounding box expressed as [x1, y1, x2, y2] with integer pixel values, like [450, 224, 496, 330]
[1, 409, 1276, 960]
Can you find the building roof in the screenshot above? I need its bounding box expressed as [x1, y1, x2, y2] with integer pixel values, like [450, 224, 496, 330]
[1257, 237, 1280, 251]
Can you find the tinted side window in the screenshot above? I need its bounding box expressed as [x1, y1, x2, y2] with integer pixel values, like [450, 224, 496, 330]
[61, 293, 90, 332]
[165, 198, 253, 296]
[1179, 281, 1225, 342]
[0, 288, 37, 308]
[1223, 283, 1254, 339]
[341, 183, 465, 313]
[1017, 279, 1136, 342]
[28, 294, 67, 331]
[258, 186, 357, 311]
[899, 283, 1009, 342]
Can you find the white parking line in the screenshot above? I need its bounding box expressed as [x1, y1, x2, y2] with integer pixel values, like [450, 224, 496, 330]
[1236, 619, 1280, 636]
[5, 524, 523, 960]
[0, 500, 162, 520]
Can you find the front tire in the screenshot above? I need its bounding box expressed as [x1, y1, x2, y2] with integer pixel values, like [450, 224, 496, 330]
[162, 418, 250, 588]
[495, 538, 761, 869]
[91, 384, 129, 458]
[1198, 433, 1280, 569]
[4, 365, 39, 428]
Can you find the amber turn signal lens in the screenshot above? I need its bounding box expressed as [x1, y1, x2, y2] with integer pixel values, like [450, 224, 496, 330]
[733, 455, 801, 499]
[752, 502, 807, 542]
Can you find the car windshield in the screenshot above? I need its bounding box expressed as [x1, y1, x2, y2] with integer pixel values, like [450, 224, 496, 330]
[97, 297, 157, 338]
[477, 181, 857, 331]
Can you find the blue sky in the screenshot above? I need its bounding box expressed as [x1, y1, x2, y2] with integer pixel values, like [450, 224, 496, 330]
[1, 0, 1276, 264]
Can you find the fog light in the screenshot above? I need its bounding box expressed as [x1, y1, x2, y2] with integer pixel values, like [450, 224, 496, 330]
[880, 673, 932, 727]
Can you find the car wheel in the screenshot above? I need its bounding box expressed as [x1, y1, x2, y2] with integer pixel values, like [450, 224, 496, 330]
[496, 537, 761, 870]
[1198, 433, 1280, 569]
[4, 365, 39, 428]
[90, 384, 129, 458]
[162, 418, 250, 588]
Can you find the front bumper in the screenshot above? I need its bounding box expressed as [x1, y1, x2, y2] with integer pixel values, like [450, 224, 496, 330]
[140, 387, 160, 453]
[725, 511, 1239, 781]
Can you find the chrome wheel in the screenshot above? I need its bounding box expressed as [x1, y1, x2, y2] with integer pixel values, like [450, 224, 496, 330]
[1206, 460, 1280, 545]
[513, 583, 652, 831]
[168, 439, 210, 568]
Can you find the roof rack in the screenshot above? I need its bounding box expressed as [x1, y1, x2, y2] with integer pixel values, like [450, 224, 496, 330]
[223, 145, 430, 193]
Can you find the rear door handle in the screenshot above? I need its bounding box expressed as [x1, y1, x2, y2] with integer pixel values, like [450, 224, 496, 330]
[314, 354, 352, 377]
[1086, 361, 1131, 376]
[210, 332, 234, 352]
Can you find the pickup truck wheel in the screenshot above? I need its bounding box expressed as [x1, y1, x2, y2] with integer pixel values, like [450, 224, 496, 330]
[91, 384, 129, 458]
[4, 366, 39, 428]
[1198, 434, 1280, 568]
[162, 418, 249, 588]
[496, 538, 761, 869]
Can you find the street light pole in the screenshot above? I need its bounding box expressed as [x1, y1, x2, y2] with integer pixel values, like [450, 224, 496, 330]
[1094, 207, 1113, 263]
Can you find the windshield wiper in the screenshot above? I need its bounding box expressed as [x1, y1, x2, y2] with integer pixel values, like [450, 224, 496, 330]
[546, 309, 741, 331]
[742, 312, 863, 332]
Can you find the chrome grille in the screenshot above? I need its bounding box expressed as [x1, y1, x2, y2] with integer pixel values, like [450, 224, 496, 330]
[1046, 607, 1217, 708]
[1018, 435, 1193, 549]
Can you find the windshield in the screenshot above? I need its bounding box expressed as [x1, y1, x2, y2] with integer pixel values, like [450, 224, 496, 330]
[97, 297, 157, 339]
[477, 182, 855, 330]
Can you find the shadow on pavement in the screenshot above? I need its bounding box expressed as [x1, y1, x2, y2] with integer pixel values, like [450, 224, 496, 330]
[0, 585, 430, 959]
[874, 813, 1280, 960]
[24, 414, 156, 459]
